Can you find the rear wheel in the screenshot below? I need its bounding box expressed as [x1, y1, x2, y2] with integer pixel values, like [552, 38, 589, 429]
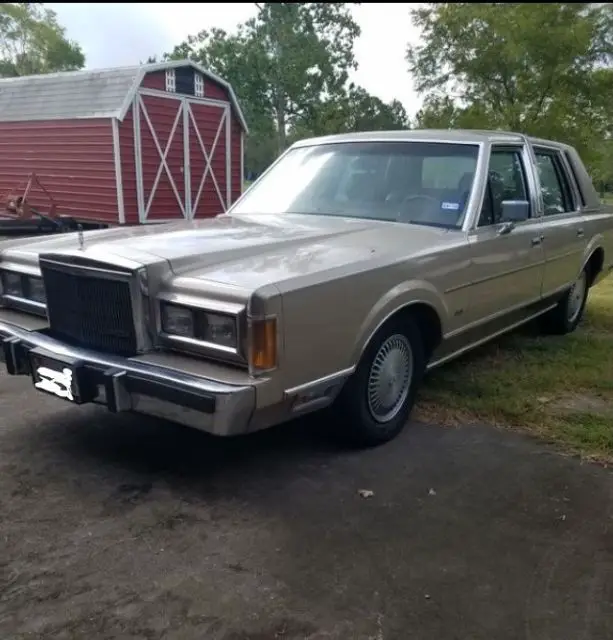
[332, 316, 426, 448]
[540, 269, 589, 335]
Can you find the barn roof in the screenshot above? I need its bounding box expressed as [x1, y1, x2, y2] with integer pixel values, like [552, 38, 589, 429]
[0, 59, 248, 132]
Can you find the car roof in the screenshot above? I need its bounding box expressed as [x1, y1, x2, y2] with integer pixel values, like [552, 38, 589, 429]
[291, 129, 568, 150]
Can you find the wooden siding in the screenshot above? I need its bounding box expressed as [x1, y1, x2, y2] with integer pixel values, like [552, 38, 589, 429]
[0, 119, 119, 223]
[141, 71, 165, 92]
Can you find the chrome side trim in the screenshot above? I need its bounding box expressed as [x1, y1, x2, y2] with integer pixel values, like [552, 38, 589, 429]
[284, 367, 355, 414]
[285, 366, 356, 397]
[39, 258, 132, 281]
[427, 304, 557, 370]
[444, 253, 547, 294]
[1, 295, 47, 318]
[443, 293, 546, 340]
[461, 142, 487, 232]
[157, 291, 244, 315]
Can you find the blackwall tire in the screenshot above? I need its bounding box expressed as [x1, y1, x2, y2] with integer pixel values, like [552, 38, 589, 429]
[332, 315, 426, 448]
[540, 269, 589, 335]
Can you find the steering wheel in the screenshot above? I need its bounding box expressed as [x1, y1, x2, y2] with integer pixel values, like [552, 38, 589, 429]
[397, 194, 440, 222]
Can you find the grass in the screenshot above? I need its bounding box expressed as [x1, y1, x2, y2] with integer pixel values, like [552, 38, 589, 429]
[415, 276, 613, 462]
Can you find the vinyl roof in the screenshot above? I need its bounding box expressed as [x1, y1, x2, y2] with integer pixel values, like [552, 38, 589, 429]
[0, 59, 248, 132]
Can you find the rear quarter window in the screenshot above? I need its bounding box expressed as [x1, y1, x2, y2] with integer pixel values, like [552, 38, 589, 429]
[563, 151, 587, 207]
[534, 150, 575, 215]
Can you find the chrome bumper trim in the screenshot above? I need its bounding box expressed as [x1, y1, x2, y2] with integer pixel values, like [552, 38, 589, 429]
[0, 320, 255, 436]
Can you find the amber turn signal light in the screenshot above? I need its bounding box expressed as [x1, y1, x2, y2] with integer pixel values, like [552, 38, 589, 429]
[249, 317, 277, 371]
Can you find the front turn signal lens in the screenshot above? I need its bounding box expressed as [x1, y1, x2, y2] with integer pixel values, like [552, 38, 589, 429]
[249, 317, 277, 371]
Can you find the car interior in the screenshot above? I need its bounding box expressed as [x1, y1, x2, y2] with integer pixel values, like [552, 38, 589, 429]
[296, 152, 478, 228]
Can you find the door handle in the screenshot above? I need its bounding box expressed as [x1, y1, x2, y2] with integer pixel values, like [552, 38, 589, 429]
[577, 228, 585, 238]
[531, 235, 544, 247]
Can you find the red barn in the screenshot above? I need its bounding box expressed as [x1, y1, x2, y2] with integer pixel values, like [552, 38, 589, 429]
[0, 60, 248, 225]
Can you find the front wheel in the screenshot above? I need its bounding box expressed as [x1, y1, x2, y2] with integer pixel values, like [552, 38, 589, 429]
[540, 269, 589, 335]
[331, 316, 426, 448]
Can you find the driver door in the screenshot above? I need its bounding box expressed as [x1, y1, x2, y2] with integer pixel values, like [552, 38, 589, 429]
[465, 145, 546, 325]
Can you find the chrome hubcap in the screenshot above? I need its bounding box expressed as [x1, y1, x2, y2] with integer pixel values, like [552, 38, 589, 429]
[367, 334, 413, 423]
[567, 272, 587, 323]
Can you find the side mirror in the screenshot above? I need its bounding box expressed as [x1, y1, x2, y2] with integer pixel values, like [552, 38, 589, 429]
[501, 200, 530, 223]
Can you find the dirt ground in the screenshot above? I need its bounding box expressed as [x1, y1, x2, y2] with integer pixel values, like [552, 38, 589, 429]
[1, 368, 613, 640]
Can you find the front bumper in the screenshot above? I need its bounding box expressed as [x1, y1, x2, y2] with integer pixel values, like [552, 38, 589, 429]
[0, 320, 256, 436]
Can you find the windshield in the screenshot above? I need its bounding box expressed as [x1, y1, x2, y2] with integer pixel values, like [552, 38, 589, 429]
[231, 141, 479, 228]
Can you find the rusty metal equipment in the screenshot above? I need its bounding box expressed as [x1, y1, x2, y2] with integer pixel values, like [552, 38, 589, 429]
[3, 173, 58, 220]
[0, 173, 108, 236]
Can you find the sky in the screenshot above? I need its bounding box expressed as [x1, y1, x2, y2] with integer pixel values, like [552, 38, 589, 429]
[47, 2, 424, 117]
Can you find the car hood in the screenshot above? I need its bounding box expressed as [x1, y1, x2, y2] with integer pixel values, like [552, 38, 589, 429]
[0, 214, 456, 290]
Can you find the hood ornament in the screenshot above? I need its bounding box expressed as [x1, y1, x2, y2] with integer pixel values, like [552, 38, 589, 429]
[77, 224, 84, 250]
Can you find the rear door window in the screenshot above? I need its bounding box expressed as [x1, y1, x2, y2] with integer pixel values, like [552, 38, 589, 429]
[534, 150, 575, 215]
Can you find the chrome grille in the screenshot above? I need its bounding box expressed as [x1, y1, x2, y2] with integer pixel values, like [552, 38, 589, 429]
[41, 263, 137, 356]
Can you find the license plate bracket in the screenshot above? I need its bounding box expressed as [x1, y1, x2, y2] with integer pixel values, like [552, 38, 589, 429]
[28, 347, 96, 405]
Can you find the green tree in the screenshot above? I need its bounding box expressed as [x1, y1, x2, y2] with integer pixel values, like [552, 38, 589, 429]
[293, 83, 409, 139]
[165, 3, 361, 157]
[0, 2, 84, 77]
[408, 3, 613, 167]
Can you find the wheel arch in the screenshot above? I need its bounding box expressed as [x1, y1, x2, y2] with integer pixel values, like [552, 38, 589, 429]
[580, 237, 605, 287]
[350, 281, 447, 367]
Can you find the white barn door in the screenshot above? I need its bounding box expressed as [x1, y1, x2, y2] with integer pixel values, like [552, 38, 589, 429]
[134, 90, 231, 222]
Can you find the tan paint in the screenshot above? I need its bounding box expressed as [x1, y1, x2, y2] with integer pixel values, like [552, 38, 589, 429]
[1, 129, 613, 436]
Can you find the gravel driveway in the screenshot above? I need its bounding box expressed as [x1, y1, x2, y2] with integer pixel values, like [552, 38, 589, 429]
[1, 369, 612, 640]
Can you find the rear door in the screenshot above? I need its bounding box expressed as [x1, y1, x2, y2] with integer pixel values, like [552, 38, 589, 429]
[465, 144, 546, 324]
[531, 146, 587, 296]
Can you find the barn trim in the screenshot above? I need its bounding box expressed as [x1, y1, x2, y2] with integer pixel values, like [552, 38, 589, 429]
[133, 89, 232, 224]
[132, 98, 146, 221]
[119, 59, 249, 134]
[226, 105, 232, 209]
[111, 118, 126, 223]
[183, 99, 191, 219]
[138, 88, 233, 111]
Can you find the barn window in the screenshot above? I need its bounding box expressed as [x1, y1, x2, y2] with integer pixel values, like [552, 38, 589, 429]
[194, 73, 204, 97]
[165, 69, 176, 93]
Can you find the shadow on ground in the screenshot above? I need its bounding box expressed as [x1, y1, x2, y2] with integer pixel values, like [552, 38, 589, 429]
[0, 373, 612, 640]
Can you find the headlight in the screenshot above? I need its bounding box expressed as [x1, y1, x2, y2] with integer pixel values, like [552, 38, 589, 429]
[26, 277, 46, 304]
[0, 271, 46, 304]
[160, 303, 238, 349]
[202, 312, 237, 348]
[2, 271, 24, 297]
[161, 303, 195, 338]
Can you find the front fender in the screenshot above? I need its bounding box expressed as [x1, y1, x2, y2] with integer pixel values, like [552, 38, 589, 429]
[350, 279, 448, 365]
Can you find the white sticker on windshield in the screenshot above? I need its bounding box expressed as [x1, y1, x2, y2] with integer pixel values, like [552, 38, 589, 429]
[441, 201, 460, 211]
